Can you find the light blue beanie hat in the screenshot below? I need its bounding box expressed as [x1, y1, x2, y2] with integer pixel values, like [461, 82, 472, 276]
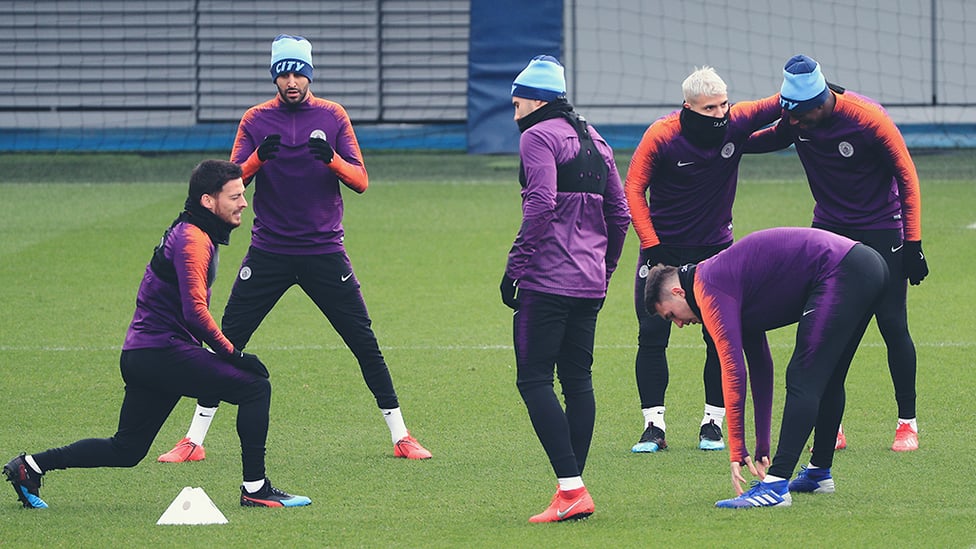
[270, 34, 314, 82]
[780, 54, 829, 113]
[511, 55, 566, 102]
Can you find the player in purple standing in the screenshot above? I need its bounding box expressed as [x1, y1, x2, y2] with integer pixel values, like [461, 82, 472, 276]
[624, 66, 782, 453]
[157, 34, 431, 463]
[4, 160, 310, 509]
[645, 227, 888, 508]
[746, 54, 928, 452]
[501, 55, 630, 522]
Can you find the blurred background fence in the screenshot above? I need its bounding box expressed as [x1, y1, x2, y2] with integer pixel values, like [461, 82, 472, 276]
[1, 0, 973, 154]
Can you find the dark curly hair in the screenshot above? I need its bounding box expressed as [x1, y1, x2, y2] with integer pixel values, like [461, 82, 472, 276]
[186, 159, 243, 209]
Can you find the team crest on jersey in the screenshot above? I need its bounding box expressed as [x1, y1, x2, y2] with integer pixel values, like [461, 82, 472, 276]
[639, 264, 650, 278]
[239, 266, 252, 281]
[310, 129, 327, 141]
[721, 142, 735, 158]
[838, 141, 854, 158]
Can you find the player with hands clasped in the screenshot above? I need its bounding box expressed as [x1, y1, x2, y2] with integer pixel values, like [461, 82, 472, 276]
[746, 54, 928, 452]
[625, 66, 782, 453]
[501, 55, 630, 522]
[157, 34, 431, 465]
[644, 227, 888, 508]
[3, 160, 310, 509]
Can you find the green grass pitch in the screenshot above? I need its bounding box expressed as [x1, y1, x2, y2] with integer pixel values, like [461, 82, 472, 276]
[1, 149, 974, 547]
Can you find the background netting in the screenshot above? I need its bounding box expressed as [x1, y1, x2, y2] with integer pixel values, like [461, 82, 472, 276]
[1, 0, 972, 152]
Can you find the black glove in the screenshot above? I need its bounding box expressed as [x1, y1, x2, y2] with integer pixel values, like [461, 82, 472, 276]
[500, 274, 519, 310]
[308, 137, 335, 164]
[256, 134, 281, 161]
[639, 245, 662, 268]
[230, 349, 270, 378]
[902, 240, 929, 285]
[637, 245, 666, 281]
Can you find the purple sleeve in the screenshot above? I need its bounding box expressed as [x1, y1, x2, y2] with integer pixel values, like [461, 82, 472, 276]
[171, 224, 235, 356]
[743, 334, 774, 459]
[600, 143, 631, 284]
[696, 284, 752, 463]
[743, 119, 793, 154]
[506, 130, 557, 279]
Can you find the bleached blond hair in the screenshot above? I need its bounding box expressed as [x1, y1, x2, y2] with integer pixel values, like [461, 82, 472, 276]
[682, 66, 728, 102]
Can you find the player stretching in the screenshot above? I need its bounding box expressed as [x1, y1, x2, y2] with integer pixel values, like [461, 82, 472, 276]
[4, 161, 309, 509]
[625, 67, 781, 453]
[157, 35, 431, 463]
[646, 227, 888, 508]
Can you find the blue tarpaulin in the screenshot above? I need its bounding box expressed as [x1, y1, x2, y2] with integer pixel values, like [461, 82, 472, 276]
[466, 0, 564, 154]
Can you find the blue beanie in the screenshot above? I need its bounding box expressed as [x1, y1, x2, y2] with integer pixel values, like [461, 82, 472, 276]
[511, 55, 567, 102]
[270, 34, 314, 82]
[780, 54, 829, 113]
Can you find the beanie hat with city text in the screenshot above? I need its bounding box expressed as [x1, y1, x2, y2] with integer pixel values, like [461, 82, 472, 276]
[270, 34, 314, 82]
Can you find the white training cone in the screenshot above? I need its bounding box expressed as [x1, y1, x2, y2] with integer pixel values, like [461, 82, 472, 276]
[157, 486, 228, 525]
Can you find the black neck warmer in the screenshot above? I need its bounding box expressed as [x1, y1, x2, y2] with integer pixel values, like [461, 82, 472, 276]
[680, 107, 730, 148]
[517, 98, 577, 133]
[180, 199, 234, 245]
[677, 263, 702, 319]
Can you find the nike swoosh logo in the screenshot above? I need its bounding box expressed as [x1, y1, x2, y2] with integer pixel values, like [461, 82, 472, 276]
[803, 308, 816, 316]
[797, 136, 810, 142]
[891, 244, 903, 253]
[341, 272, 353, 282]
[197, 413, 213, 418]
[676, 161, 694, 167]
[556, 499, 582, 519]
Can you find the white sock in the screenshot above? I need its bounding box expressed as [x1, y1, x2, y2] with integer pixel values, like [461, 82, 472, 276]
[24, 455, 43, 475]
[701, 404, 725, 426]
[382, 408, 409, 443]
[186, 405, 218, 444]
[557, 476, 584, 491]
[242, 479, 265, 494]
[642, 406, 666, 432]
[898, 418, 918, 432]
[764, 474, 786, 483]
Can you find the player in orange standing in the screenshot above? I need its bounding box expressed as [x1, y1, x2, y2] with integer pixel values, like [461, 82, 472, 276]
[625, 67, 781, 453]
[746, 54, 928, 452]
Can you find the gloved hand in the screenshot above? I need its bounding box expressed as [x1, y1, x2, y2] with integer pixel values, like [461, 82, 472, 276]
[500, 274, 519, 310]
[902, 240, 928, 285]
[230, 349, 270, 378]
[257, 134, 281, 161]
[639, 245, 662, 267]
[308, 137, 335, 164]
[637, 245, 665, 280]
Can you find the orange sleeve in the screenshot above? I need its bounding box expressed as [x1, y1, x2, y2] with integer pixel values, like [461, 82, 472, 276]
[843, 94, 923, 241]
[175, 226, 235, 356]
[238, 151, 263, 184]
[624, 118, 680, 249]
[696, 278, 751, 463]
[230, 101, 276, 184]
[731, 93, 782, 125]
[877, 119, 923, 242]
[324, 101, 369, 193]
[328, 153, 368, 194]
